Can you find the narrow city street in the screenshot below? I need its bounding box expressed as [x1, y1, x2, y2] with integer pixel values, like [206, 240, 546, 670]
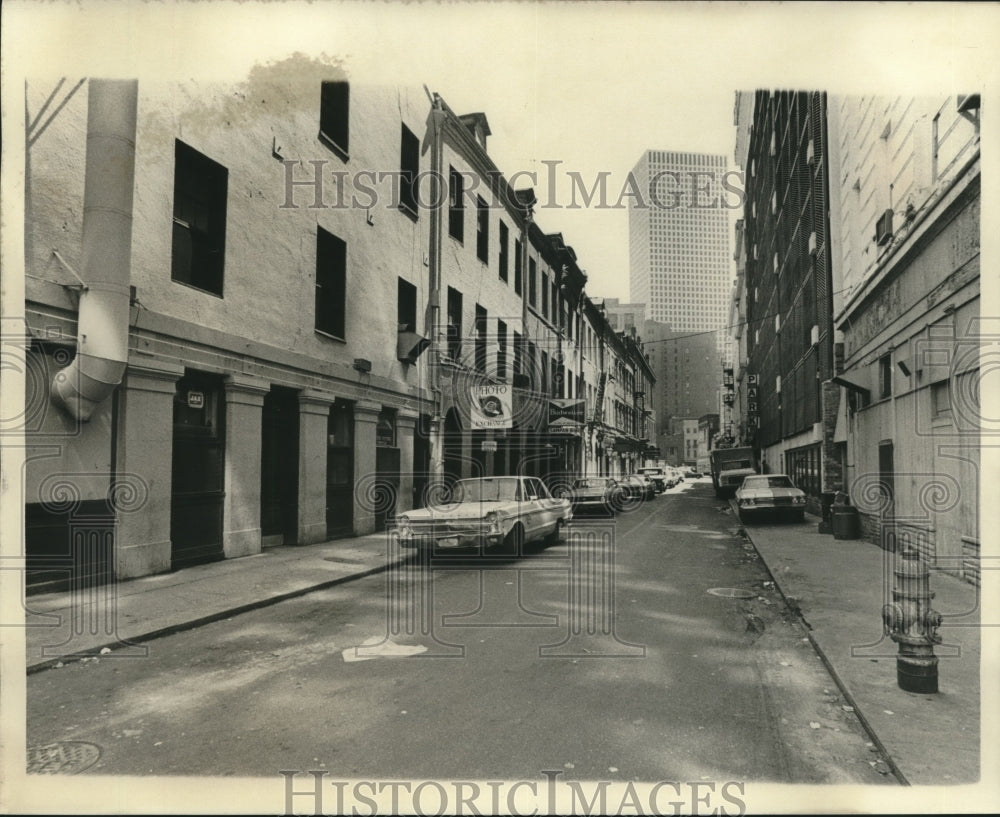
[27, 480, 892, 785]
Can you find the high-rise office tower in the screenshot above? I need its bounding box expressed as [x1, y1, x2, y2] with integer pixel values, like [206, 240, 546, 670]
[628, 151, 732, 358]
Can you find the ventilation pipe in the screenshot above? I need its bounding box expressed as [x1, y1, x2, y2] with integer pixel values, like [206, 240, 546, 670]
[52, 79, 138, 421]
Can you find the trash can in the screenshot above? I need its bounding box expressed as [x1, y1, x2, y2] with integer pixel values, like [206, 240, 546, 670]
[832, 503, 861, 540]
[818, 491, 837, 534]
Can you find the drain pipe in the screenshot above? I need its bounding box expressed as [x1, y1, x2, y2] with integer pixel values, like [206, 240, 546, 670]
[52, 79, 138, 422]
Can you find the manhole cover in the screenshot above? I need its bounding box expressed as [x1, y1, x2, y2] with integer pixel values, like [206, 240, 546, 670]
[27, 741, 101, 774]
[707, 587, 755, 599]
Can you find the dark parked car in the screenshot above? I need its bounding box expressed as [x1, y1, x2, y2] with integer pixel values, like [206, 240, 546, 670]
[563, 477, 622, 516]
[636, 467, 668, 493]
[619, 474, 656, 502]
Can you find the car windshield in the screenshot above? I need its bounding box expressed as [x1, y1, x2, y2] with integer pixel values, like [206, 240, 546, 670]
[743, 476, 794, 489]
[451, 478, 521, 503]
[638, 469, 661, 475]
[574, 478, 610, 489]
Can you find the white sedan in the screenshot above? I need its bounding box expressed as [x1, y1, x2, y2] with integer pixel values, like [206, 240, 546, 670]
[395, 476, 572, 555]
[735, 474, 807, 523]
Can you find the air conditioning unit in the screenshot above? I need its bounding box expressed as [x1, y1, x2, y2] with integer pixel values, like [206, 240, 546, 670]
[810, 324, 819, 346]
[875, 209, 894, 247]
[806, 139, 815, 165]
[808, 231, 818, 256]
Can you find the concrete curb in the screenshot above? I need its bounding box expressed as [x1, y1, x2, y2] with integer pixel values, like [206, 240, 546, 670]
[26, 554, 411, 676]
[729, 498, 909, 786]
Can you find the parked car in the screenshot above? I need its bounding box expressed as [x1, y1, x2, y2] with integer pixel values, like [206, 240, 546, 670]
[562, 477, 622, 517]
[735, 474, 807, 522]
[636, 467, 668, 493]
[667, 467, 684, 485]
[685, 467, 703, 479]
[395, 476, 572, 554]
[619, 474, 656, 502]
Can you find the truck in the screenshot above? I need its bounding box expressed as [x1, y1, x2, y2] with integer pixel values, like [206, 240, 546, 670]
[709, 446, 756, 498]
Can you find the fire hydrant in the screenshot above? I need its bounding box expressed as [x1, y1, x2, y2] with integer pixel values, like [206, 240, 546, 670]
[882, 548, 943, 693]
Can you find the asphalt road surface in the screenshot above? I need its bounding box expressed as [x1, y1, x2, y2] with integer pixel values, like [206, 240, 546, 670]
[27, 479, 893, 786]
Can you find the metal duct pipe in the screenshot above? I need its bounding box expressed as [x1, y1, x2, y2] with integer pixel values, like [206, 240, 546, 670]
[52, 78, 137, 422]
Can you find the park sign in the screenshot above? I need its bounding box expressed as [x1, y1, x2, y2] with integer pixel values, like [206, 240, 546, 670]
[470, 384, 512, 429]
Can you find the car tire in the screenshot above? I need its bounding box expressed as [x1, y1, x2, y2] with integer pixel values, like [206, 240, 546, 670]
[544, 519, 563, 546]
[791, 510, 805, 523]
[500, 524, 524, 557]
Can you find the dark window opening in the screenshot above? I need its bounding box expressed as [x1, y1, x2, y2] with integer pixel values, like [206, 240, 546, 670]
[447, 286, 463, 360]
[476, 197, 489, 263]
[541, 270, 549, 317]
[315, 227, 346, 338]
[879, 354, 892, 399]
[498, 222, 509, 282]
[319, 81, 349, 159]
[400, 124, 419, 218]
[514, 239, 523, 295]
[529, 258, 537, 307]
[172, 140, 228, 296]
[449, 167, 464, 242]
[397, 277, 417, 332]
[497, 320, 508, 380]
[475, 305, 487, 372]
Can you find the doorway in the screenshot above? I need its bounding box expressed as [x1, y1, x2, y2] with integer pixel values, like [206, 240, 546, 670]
[260, 387, 300, 545]
[171, 371, 225, 569]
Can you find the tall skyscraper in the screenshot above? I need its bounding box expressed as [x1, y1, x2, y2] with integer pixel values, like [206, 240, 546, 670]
[628, 150, 733, 357]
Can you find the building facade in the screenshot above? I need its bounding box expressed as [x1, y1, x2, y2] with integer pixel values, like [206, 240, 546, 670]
[738, 91, 839, 513]
[22, 71, 651, 591]
[829, 94, 980, 582]
[627, 149, 733, 360]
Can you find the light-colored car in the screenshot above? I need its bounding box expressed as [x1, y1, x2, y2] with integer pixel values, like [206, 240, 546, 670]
[395, 476, 572, 554]
[636, 467, 668, 492]
[619, 474, 656, 501]
[736, 474, 807, 522]
[564, 477, 621, 516]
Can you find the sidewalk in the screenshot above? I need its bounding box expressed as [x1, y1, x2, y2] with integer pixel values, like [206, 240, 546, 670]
[22, 531, 408, 674]
[733, 503, 981, 786]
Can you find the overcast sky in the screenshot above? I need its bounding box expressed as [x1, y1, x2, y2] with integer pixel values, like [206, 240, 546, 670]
[4, 1, 998, 305]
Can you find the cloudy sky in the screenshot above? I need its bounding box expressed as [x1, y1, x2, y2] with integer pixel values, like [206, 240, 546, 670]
[4, 1, 998, 304]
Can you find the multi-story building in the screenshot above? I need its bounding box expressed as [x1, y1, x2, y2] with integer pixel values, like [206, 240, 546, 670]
[640, 319, 719, 456]
[828, 94, 980, 582]
[738, 90, 838, 514]
[627, 149, 733, 358]
[21, 71, 649, 591]
[24, 71, 439, 590]
[728, 219, 750, 445]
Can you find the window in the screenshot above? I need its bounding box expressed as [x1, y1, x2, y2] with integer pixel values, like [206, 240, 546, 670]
[514, 331, 523, 375]
[400, 125, 419, 218]
[541, 350, 549, 394]
[315, 227, 347, 338]
[447, 287, 463, 360]
[529, 258, 537, 307]
[879, 354, 892, 399]
[931, 380, 951, 419]
[497, 320, 508, 380]
[498, 222, 509, 282]
[514, 239, 523, 295]
[397, 277, 417, 332]
[449, 167, 464, 242]
[541, 270, 549, 316]
[476, 197, 489, 263]
[319, 81, 349, 159]
[551, 280, 559, 324]
[475, 305, 487, 371]
[172, 140, 228, 296]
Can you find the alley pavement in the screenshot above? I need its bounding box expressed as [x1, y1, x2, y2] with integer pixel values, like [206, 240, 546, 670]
[20, 500, 981, 786]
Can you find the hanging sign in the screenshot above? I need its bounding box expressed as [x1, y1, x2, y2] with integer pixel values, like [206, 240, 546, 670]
[470, 384, 512, 429]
